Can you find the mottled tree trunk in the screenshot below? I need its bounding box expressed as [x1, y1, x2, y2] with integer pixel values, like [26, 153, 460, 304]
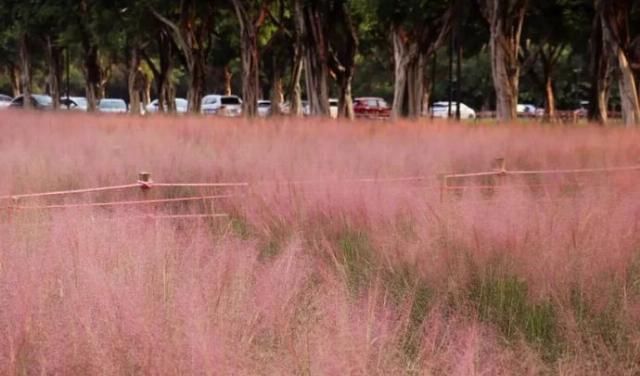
[288, 47, 304, 117]
[391, 29, 416, 119]
[270, 58, 284, 116]
[616, 47, 640, 126]
[83, 44, 102, 112]
[295, 0, 330, 116]
[489, 33, 519, 121]
[128, 47, 142, 114]
[19, 34, 32, 110]
[46, 36, 62, 109]
[9, 63, 21, 97]
[480, 0, 528, 122]
[239, 40, 259, 117]
[223, 65, 232, 96]
[588, 13, 610, 124]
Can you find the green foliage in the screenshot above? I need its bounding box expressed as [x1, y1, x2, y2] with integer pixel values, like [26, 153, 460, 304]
[337, 229, 374, 292]
[470, 275, 561, 360]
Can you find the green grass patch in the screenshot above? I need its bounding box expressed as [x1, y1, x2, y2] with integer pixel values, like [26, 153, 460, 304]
[470, 275, 561, 360]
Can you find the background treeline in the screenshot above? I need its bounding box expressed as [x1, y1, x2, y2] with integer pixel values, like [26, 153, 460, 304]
[0, 0, 639, 124]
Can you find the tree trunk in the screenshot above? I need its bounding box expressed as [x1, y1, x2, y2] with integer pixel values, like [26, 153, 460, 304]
[224, 65, 232, 96]
[238, 28, 259, 117]
[616, 47, 640, 126]
[481, 0, 528, 122]
[543, 73, 556, 121]
[588, 13, 610, 124]
[270, 60, 284, 116]
[128, 47, 142, 114]
[83, 44, 102, 111]
[46, 36, 62, 109]
[19, 33, 31, 110]
[391, 29, 416, 119]
[406, 53, 426, 118]
[337, 74, 354, 119]
[295, 0, 330, 116]
[187, 60, 204, 113]
[9, 63, 21, 97]
[489, 33, 519, 121]
[287, 31, 304, 117]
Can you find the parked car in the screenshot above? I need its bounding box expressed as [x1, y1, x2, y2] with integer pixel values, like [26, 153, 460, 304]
[257, 100, 271, 117]
[9, 94, 53, 110]
[517, 104, 538, 117]
[353, 97, 391, 118]
[0, 94, 13, 108]
[146, 98, 188, 114]
[201, 94, 243, 117]
[60, 96, 88, 111]
[430, 101, 476, 120]
[98, 98, 127, 113]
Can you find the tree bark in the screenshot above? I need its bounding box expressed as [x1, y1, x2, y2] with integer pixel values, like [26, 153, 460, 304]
[588, 13, 610, 124]
[615, 47, 640, 126]
[223, 65, 232, 96]
[82, 44, 102, 111]
[543, 71, 556, 121]
[18, 33, 31, 110]
[391, 28, 416, 119]
[150, 4, 212, 114]
[295, 0, 330, 116]
[287, 25, 305, 117]
[479, 0, 528, 122]
[45, 36, 62, 109]
[270, 57, 284, 116]
[143, 32, 174, 113]
[128, 46, 142, 114]
[232, 0, 263, 117]
[327, 1, 358, 120]
[600, 0, 640, 126]
[9, 63, 21, 97]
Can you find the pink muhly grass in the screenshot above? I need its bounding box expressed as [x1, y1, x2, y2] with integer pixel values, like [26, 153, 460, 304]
[2, 112, 640, 373]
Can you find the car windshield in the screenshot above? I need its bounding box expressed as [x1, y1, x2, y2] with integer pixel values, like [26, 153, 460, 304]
[203, 97, 217, 105]
[258, 101, 270, 107]
[221, 97, 240, 105]
[33, 95, 52, 106]
[100, 100, 125, 109]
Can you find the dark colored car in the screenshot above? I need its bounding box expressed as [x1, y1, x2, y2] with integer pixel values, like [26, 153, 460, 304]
[9, 94, 53, 110]
[353, 97, 391, 119]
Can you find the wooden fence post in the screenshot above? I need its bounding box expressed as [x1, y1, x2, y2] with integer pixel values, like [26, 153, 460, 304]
[138, 172, 152, 190]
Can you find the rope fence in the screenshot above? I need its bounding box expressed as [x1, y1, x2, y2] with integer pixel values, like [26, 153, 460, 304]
[1, 162, 639, 219]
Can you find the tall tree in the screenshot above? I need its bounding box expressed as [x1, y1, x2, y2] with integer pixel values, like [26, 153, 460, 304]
[231, 0, 269, 117]
[150, 0, 216, 113]
[327, 0, 359, 119]
[294, 0, 331, 116]
[477, 0, 529, 121]
[376, 0, 454, 119]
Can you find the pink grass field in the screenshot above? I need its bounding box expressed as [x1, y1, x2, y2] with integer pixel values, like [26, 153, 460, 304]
[2, 112, 640, 374]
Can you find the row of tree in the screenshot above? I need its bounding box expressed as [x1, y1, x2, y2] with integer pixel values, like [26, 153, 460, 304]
[1, 0, 639, 125]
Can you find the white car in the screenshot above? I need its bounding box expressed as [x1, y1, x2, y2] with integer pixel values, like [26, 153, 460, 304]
[0, 94, 12, 108]
[257, 100, 271, 117]
[9, 94, 53, 110]
[146, 98, 188, 114]
[201, 94, 243, 117]
[430, 101, 476, 120]
[299, 99, 338, 117]
[98, 98, 128, 113]
[517, 104, 538, 117]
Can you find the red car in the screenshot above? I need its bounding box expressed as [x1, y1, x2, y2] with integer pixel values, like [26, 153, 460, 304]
[354, 97, 391, 119]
